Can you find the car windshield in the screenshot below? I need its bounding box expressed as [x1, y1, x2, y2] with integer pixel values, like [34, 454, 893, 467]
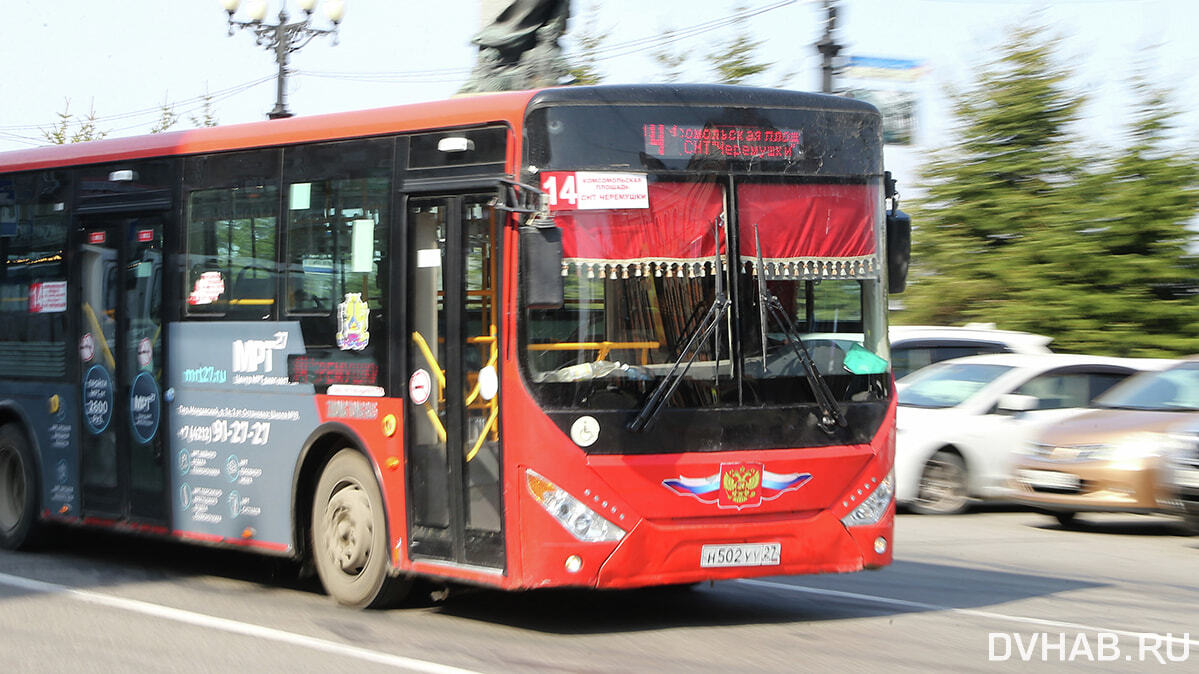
[1094, 362, 1199, 411]
[897, 363, 1013, 409]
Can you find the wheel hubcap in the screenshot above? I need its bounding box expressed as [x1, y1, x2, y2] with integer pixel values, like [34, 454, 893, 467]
[323, 481, 373, 576]
[918, 458, 965, 511]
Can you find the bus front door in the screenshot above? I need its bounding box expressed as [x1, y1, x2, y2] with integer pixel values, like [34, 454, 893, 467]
[78, 215, 167, 523]
[404, 193, 504, 570]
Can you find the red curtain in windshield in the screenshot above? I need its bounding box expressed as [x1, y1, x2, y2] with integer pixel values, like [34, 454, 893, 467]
[555, 181, 724, 278]
[738, 183, 878, 279]
[554, 181, 878, 279]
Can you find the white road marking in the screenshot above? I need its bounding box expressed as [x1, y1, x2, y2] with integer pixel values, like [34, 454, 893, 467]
[736, 578, 1199, 646]
[0, 572, 484, 674]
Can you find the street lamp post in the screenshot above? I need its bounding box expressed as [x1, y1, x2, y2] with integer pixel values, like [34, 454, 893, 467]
[221, 0, 346, 119]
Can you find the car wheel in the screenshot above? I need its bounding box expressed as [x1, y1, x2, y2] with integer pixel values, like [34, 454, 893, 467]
[911, 450, 969, 515]
[1052, 511, 1078, 528]
[0, 424, 43, 550]
[312, 449, 411, 608]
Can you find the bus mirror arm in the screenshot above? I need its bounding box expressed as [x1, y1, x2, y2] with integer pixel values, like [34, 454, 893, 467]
[496, 179, 546, 216]
[884, 171, 911, 294]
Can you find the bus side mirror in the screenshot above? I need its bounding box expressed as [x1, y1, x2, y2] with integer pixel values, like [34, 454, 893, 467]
[886, 208, 911, 294]
[520, 219, 564, 309]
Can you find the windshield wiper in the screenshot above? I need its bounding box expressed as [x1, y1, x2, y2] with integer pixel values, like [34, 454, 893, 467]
[628, 216, 729, 433]
[753, 225, 847, 434]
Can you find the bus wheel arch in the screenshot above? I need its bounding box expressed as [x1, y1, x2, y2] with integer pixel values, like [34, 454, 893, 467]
[297, 433, 410, 608]
[0, 420, 43, 550]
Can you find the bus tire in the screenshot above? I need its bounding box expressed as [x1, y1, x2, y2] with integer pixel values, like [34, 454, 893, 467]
[0, 424, 42, 550]
[311, 449, 410, 608]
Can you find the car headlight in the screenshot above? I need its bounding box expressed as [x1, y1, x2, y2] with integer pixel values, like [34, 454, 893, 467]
[841, 471, 894, 527]
[1093, 432, 1183, 462]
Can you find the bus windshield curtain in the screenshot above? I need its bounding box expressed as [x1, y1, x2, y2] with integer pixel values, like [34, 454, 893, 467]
[737, 183, 878, 279]
[555, 181, 724, 279]
[553, 182, 878, 280]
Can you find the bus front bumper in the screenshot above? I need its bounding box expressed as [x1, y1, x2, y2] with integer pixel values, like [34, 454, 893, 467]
[591, 507, 894, 589]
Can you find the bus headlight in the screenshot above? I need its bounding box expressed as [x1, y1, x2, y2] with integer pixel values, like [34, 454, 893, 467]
[841, 471, 894, 527]
[526, 469, 626, 543]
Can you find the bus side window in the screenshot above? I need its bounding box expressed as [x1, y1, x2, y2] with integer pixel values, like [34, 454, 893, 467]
[183, 150, 281, 320]
[184, 185, 279, 319]
[0, 173, 70, 379]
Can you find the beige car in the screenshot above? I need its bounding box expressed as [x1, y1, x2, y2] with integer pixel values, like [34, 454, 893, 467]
[1012, 359, 1199, 527]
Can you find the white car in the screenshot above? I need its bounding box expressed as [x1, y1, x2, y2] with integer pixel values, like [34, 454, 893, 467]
[889, 324, 1053, 380]
[895, 353, 1172, 514]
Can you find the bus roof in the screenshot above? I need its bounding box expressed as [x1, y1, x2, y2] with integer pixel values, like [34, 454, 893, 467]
[0, 88, 541, 173]
[528, 83, 879, 114]
[0, 84, 879, 174]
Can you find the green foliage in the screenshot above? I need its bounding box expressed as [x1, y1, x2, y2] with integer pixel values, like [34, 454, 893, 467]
[899, 25, 1199, 357]
[190, 90, 220, 128]
[41, 99, 108, 144]
[150, 98, 180, 134]
[652, 28, 691, 83]
[705, 3, 773, 85]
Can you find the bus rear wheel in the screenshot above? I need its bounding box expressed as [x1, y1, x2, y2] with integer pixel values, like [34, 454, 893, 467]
[311, 449, 410, 608]
[0, 424, 42, 550]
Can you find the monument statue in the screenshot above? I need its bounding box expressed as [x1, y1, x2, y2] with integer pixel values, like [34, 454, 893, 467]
[460, 0, 572, 93]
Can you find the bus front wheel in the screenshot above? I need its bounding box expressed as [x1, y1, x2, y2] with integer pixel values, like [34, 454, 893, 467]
[0, 424, 42, 550]
[311, 449, 410, 608]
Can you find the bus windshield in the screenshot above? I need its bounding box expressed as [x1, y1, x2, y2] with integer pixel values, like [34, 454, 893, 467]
[522, 177, 889, 410]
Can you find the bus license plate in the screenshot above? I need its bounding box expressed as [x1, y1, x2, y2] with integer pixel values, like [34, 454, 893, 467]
[1176, 468, 1199, 489]
[700, 543, 781, 568]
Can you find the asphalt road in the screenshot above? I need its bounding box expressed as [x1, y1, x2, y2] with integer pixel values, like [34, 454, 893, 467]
[1, 509, 1196, 673]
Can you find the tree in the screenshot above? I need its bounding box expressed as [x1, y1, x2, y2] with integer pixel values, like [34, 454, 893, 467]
[190, 89, 220, 128]
[150, 97, 180, 134]
[41, 99, 108, 144]
[1056, 74, 1199, 355]
[899, 25, 1199, 356]
[652, 27, 691, 83]
[705, 3, 773, 85]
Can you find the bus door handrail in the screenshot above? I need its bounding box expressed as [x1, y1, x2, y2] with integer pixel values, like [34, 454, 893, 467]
[412, 328, 501, 462]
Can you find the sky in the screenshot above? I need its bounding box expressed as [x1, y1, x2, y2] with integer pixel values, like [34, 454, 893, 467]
[2, 0, 1197, 196]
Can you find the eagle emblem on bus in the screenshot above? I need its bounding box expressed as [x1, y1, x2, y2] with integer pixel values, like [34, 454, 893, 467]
[721, 463, 761, 506]
[663, 462, 811, 510]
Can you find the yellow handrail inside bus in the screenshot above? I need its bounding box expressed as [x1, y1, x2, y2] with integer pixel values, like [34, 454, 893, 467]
[464, 330, 497, 407]
[81, 302, 115, 371]
[412, 326, 501, 462]
[410, 330, 447, 390]
[410, 330, 447, 443]
[466, 401, 499, 463]
[526, 341, 660, 365]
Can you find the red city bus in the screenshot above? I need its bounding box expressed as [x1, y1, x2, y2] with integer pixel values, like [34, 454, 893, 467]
[0, 85, 908, 607]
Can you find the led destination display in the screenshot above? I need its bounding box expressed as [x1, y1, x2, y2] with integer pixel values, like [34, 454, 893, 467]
[643, 123, 803, 160]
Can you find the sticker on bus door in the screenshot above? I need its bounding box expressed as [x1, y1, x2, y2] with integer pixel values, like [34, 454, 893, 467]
[540, 172, 649, 211]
